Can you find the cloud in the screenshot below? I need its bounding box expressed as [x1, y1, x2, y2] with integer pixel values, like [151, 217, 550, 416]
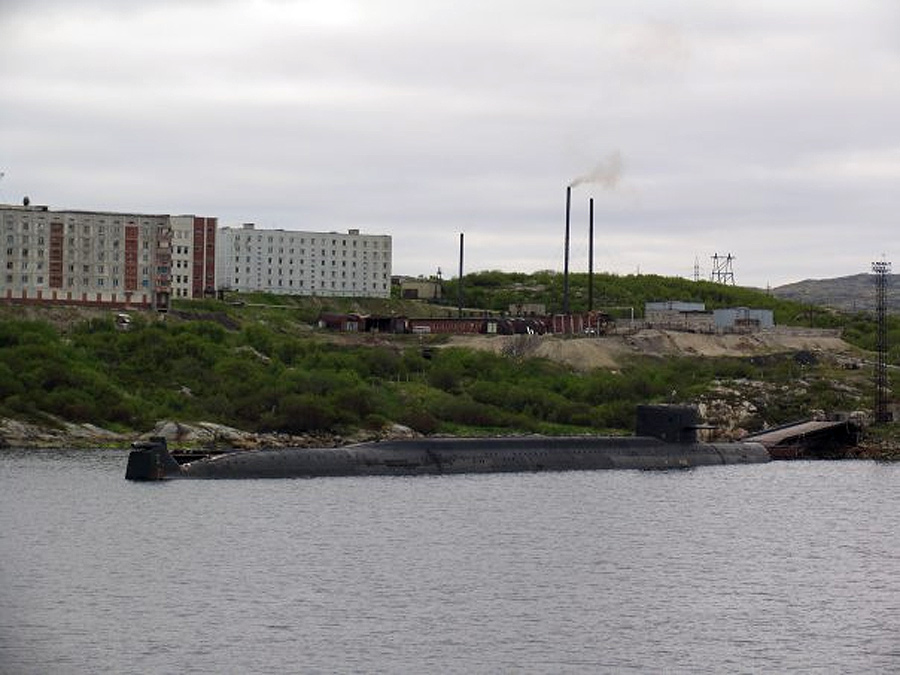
[1, 1, 899, 287]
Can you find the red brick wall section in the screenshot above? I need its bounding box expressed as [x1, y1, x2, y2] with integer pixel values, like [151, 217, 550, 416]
[49, 222, 64, 288]
[204, 218, 216, 294]
[191, 217, 217, 298]
[124, 224, 139, 291]
[191, 218, 203, 298]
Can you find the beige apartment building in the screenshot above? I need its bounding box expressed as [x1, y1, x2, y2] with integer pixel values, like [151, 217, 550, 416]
[0, 202, 217, 310]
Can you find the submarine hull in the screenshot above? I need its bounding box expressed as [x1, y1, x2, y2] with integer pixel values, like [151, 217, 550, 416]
[127, 435, 770, 480]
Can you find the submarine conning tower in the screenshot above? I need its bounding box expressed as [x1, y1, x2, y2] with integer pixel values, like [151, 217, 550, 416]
[125, 436, 181, 481]
[635, 405, 703, 443]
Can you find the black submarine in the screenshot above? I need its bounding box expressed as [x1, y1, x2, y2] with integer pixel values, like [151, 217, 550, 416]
[125, 405, 770, 480]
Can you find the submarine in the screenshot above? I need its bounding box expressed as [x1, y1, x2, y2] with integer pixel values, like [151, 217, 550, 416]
[125, 405, 770, 480]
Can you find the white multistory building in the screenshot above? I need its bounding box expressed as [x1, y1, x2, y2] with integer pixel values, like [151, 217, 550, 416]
[216, 224, 392, 298]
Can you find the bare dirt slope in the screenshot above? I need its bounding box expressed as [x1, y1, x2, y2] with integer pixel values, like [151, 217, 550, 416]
[445, 329, 857, 371]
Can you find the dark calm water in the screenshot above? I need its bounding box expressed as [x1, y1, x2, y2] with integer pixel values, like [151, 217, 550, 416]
[1, 449, 898, 674]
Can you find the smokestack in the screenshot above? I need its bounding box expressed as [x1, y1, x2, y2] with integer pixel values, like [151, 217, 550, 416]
[563, 186, 571, 314]
[458, 233, 464, 318]
[588, 197, 594, 312]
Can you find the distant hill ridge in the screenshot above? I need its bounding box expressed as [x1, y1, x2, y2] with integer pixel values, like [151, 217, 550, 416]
[772, 273, 900, 313]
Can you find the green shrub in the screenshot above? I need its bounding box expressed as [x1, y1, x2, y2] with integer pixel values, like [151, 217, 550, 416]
[398, 408, 439, 435]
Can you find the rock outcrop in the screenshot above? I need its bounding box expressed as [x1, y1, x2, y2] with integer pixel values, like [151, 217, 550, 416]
[0, 417, 417, 450]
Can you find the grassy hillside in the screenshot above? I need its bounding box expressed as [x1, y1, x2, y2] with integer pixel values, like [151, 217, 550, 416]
[0, 271, 894, 439]
[0, 310, 879, 439]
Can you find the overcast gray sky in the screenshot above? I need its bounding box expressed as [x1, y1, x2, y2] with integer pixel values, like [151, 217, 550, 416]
[2, 0, 898, 287]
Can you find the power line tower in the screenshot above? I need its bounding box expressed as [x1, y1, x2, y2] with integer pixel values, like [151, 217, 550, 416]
[872, 259, 892, 424]
[710, 253, 736, 285]
[693, 256, 700, 282]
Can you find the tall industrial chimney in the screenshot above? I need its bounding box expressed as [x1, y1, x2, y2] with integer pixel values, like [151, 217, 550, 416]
[588, 197, 594, 312]
[563, 186, 571, 314]
[458, 233, 464, 318]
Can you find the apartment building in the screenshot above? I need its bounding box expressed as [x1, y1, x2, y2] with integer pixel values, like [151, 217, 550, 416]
[216, 223, 392, 298]
[0, 202, 215, 310]
[170, 215, 217, 299]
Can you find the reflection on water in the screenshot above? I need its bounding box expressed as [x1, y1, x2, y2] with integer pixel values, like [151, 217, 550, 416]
[1, 448, 898, 674]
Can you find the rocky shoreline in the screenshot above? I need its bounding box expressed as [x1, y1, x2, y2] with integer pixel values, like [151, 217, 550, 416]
[2, 416, 897, 461]
[0, 418, 419, 452]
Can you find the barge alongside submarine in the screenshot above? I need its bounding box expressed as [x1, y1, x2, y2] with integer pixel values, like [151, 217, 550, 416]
[126, 405, 770, 481]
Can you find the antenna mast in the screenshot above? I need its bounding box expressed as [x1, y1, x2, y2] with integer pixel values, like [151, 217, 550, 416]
[710, 253, 736, 285]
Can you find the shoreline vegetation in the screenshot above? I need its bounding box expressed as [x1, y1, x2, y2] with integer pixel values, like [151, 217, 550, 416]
[1, 272, 897, 459]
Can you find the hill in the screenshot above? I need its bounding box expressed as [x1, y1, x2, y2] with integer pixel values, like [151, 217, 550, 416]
[772, 273, 900, 313]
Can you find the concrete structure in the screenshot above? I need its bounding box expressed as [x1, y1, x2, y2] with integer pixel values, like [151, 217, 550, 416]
[398, 276, 441, 301]
[216, 224, 391, 298]
[645, 301, 714, 331]
[646, 301, 706, 313]
[0, 202, 182, 310]
[645, 301, 775, 332]
[745, 417, 862, 459]
[170, 216, 217, 299]
[713, 307, 774, 330]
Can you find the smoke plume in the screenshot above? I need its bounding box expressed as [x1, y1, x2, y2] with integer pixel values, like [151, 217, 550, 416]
[569, 150, 624, 189]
